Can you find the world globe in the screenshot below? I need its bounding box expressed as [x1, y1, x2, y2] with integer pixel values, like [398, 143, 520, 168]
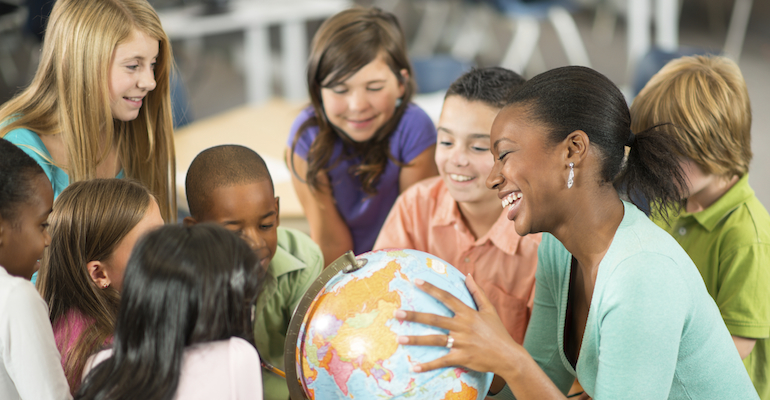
[285, 249, 493, 399]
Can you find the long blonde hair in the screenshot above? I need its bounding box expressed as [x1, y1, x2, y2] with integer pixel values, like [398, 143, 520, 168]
[0, 0, 176, 220]
[37, 179, 154, 394]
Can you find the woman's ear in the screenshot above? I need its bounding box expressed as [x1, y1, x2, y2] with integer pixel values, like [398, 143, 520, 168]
[87, 260, 111, 289]
[564, 130, 589, 166]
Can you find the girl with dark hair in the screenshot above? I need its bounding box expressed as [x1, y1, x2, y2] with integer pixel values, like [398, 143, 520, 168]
[0, 138, 70, 400]
[287, 7, 438, 265]
[394, 66, 758, 399]
[76, 224, 264, 400]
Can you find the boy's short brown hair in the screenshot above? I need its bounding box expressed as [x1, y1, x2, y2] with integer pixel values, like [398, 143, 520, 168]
[631, 55, 752, 177]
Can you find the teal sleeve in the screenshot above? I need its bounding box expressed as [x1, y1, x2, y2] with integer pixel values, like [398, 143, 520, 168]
[592, 253, 686, 399]
[717, 243, 770, 339]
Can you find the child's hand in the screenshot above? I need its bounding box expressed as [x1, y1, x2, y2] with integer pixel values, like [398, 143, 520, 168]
[394, 274, 521, 375]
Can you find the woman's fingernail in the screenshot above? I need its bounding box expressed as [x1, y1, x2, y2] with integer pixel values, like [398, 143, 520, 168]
[394, 310, 406, 319]
[397, 336, 409, 344]
[413, 365, 423, 372]
[414, 278, 424, 285]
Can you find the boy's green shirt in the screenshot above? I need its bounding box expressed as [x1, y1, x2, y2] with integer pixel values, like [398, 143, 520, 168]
[253, 227, 323, 400]
[654, 174, 770, 399]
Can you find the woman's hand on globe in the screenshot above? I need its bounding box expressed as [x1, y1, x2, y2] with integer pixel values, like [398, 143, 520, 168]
[394, 274, 522, 376]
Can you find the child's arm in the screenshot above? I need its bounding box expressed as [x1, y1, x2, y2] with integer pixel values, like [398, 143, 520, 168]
[3, 281, 72, 400]
[289, 152, 353, 267]
[398, 144, 437, 193]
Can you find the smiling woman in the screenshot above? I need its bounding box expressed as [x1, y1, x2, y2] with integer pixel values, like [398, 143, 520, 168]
[395, 66, 759, 399]
[0, 0, 176, 222]
[287, 7, 438, 264]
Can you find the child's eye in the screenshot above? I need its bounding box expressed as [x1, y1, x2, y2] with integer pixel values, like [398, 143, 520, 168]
[331, 87, 347, 94]
[126, 65, 139, 71]
[472, 146, 489, 152]
[439, 141, 452, 147]
[260, 224, 275, 231]
[41, 223, 49, 229]
[367, 86, 384, 92]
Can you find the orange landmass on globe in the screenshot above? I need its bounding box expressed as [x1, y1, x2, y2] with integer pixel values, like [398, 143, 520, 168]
[443, 381, 479, 400]
[313, 260, 403, 383]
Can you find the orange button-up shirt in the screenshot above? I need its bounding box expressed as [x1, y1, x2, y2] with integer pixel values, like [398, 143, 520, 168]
[374, 177, 541, 344]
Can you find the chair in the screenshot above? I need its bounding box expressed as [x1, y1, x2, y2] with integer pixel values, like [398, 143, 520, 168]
[483, 0, 591, 74]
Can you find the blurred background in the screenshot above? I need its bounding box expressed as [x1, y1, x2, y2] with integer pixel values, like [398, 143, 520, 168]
[1, 0, 768, 216]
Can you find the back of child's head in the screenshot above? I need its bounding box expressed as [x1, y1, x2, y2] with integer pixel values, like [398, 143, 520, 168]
[0, 138, 46, 223]
[77, 223, 261, 400]
[0, 0, 176, 221]
[37, 178, 154, 390]
[631, 55, 752, 177]
[445, 67, 526, 109]
[185, 144, 273, 219]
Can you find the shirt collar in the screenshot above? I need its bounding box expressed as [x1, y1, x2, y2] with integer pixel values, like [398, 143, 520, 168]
[687, 174, 754, 232]
[267, 243, 308, 278]
[431, 185, 521, 255]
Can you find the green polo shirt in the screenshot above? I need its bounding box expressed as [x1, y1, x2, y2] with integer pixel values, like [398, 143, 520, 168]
[654, 174, 770, 399]
[253, 227, 323, 400]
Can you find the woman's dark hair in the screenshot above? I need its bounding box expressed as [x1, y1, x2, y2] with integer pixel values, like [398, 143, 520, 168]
[75, 224, 263, 400]
[507, 66, 686, 217]
[0, 138, 46, 222]
[290, 7, 415, 195]
[446, 67, 525, 109]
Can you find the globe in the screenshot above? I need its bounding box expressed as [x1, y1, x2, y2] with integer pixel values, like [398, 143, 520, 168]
[289, 248, 493, 399]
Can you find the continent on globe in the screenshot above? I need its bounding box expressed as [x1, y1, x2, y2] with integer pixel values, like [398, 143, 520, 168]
[292, 249, 493, 399]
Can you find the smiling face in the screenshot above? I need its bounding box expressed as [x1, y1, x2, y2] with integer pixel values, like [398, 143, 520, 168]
[436, 96, 500, 206]
[99, 198, 164, 291]
[108, 29, 159, 122]
[197, 180, 279, 271]
[0, 174, 53, 279]
[486, 106, 565, 236]
[320, 54, 406, 142]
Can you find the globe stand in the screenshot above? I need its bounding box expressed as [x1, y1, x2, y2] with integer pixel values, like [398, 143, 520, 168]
[284, 251, 368, 400]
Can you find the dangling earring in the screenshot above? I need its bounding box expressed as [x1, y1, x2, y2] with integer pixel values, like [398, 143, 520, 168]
[567, 162, 574, 189]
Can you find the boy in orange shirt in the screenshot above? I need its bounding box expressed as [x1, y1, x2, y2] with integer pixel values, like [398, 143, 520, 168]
[374, 67, 540, 343]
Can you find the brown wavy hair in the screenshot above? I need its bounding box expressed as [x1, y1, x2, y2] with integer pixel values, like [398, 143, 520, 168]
[0, 0, 176, 221]
[289, 7, 416, 195]
[37, 179, 155, 394]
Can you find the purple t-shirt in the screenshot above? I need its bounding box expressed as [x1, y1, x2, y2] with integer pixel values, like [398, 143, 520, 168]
[287, 103, 436, 255]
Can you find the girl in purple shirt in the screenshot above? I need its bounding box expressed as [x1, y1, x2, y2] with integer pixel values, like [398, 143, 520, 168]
[287, 8, 438, 264]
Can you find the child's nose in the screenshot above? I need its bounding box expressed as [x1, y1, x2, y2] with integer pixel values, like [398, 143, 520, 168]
[450, 148, 469, 167]
[43, 228, 52, 248]
[348, 90, 369, 112]
[138, 68, 156, 91]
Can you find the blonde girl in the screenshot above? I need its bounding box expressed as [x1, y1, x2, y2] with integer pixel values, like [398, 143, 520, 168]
[0, 0, 176, 221]
[287, 7, 438, 265]
[37, 179, 164, 394]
